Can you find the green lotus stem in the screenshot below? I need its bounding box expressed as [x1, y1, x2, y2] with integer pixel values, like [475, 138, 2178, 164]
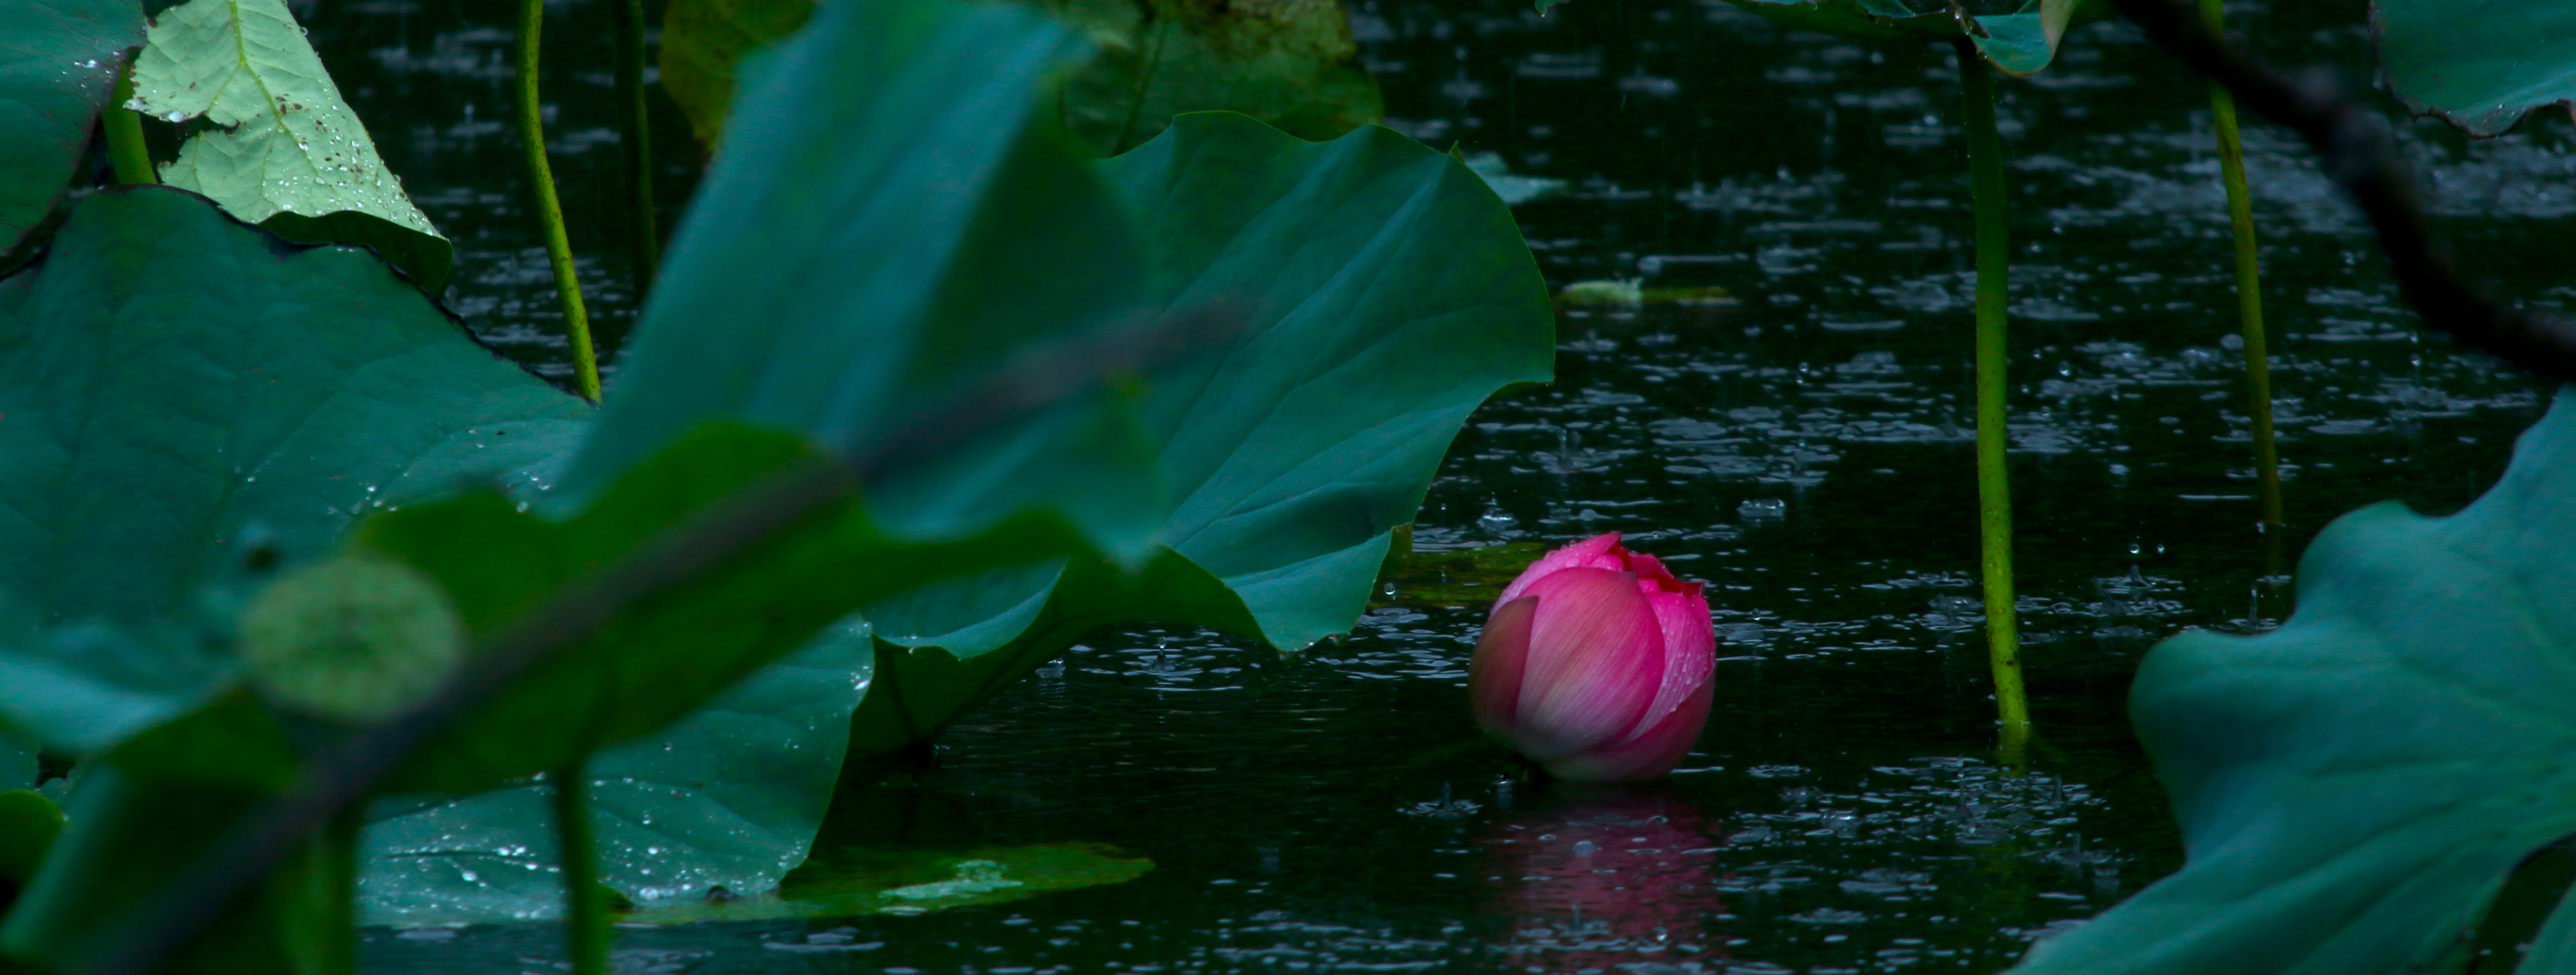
[516, 0, 602, 402]
[552, 767, 608, 975]
[105, 60, 155, 186]
[1953, 37, 2028, 736]
[610, 0, 659, 294]
[2201, 0, 2284, 567]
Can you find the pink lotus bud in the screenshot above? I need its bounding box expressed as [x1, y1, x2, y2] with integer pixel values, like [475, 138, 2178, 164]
[1469, 532, 1715, 782]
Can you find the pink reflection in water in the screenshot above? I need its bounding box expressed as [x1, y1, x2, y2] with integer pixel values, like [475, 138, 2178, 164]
[1476, 789, 1735, 972]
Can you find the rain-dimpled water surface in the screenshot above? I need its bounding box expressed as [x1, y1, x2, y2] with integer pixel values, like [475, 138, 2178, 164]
[331, 0, 2572, 969]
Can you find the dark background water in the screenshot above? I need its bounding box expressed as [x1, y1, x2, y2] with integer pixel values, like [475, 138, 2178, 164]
[324, 0, 2571, 970]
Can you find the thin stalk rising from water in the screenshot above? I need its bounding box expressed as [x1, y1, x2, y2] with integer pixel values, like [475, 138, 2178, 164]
[105, 61, 154, 186]
[610, 0, 659, 294]
[2200, 0, 2284, 573]
[554, 767, 609, 975]
[1953, 37, 2028, 737]
[516, 0, 602, 401]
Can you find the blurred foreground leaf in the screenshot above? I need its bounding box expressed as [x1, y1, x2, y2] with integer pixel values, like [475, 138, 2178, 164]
[0, 186, 578, 960]
[0, 789, 64, 887]
[129, 0, 453, 290]
[350, 0, 1209, 916]
[357, 624, 875, 922]
[2011, 391, 2576, 975]
[2374, 0, 2576, 136]
[0, 187, 585, 631]
[0, 0, 138, 253]
[578, 0, 1167, 561]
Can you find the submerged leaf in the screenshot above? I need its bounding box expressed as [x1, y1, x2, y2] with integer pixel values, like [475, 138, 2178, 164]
[2009, 392, 2576, 975]
[0, 0, 139, 253]
[127, 0, 453, 290]
[623, 841, 1153, 924]
[2374, 0, 2576, 136]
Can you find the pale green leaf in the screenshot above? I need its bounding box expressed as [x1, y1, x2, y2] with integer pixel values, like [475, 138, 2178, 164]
[128, 0, 453, 290]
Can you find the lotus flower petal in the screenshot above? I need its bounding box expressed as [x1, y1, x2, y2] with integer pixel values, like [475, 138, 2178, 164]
[1634, 577, 1714, 732]
[1467, 533, 1717, 783]
[1543, 677, 1713, 783]
[1469, 596, 1537, 737]
[1510, 566, 1665, 763]
[1498, 532, 1626, 603]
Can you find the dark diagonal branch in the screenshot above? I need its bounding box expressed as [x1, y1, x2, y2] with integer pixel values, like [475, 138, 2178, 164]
[2108, 0, 2576, 383]
[78, 304, 1243, 975]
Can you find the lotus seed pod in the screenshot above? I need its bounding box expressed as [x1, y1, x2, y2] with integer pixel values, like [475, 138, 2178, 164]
[239, 553, 465, 724]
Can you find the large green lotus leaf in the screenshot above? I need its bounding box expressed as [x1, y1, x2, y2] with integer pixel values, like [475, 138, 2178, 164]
[128, 0, 453, 291]
[1102, 114, 1553, 648]
[574, 0, 1169, 564]
[0, 187, 588, 627]
[2009, 391, 2576, 975]
[355, 622, 873, 921]
[2375, 0, 2576, 136]
[1036, 0, 1382, 156]
[842, 112, 1554, 760]
[1707, 0, 2107, 76]
[658, 0, 1378, 156]
[0, 0, 138, 253]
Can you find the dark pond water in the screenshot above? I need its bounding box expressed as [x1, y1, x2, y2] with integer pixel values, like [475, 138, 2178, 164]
[325, 0, 2572, 969]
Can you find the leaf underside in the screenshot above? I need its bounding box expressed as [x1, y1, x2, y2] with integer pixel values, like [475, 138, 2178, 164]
[2010, 392, 2576, 975]
[2373, 0, 2576, 136]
